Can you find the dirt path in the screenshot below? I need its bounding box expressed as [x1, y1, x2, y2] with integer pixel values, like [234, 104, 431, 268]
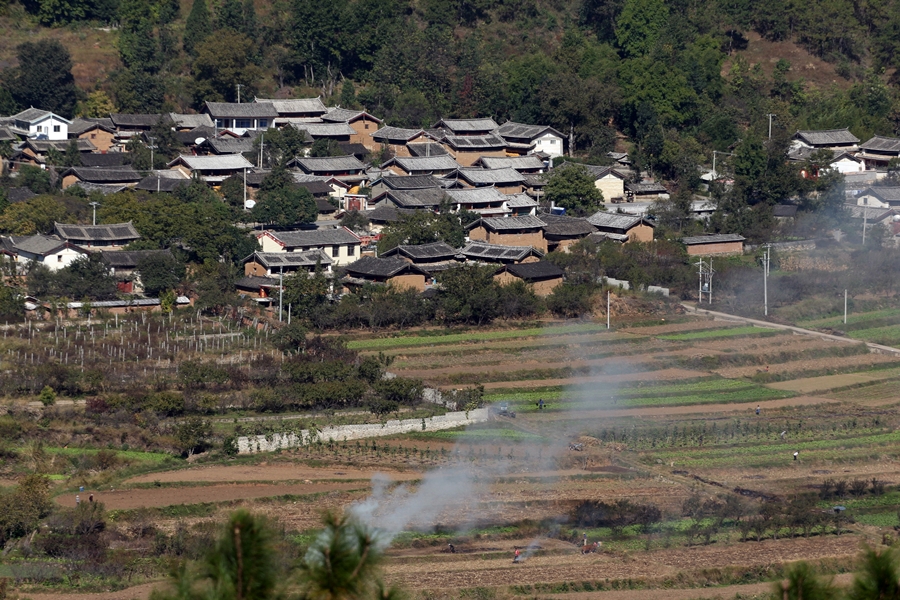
[126, 464, 421, 485]
[55, 481, 370, 510]
[16, 582, 159, 600]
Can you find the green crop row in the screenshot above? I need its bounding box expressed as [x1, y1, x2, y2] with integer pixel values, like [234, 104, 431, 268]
[800, 308, 900, 329]
[854, 513, 899, 527]
[408, 426, 547, 442]
[26, 446, 176, 463]
[846, 325, 900, 346]
[347, 323, 612, 350]
[485, 377, 751, 403]
[657, 326, 781, 341]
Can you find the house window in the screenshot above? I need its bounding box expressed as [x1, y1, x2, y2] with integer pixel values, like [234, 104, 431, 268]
[365, 124, 370, 129]
[215, 119, 228, 128]
[53, 125, 61, 133]
[332, 245, 340, 257]
[349, 246, 356, 256]
[91, 133, 97, 139]
[36, 126, 43, 133]
[235, 119, 251, 128]
[57, 255, 63, 262]
[258, 119, 268, 128]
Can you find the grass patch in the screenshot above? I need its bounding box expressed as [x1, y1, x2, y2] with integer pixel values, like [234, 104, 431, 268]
[347, 323, 611, 350]
[408, 425, 548, 443]
[23, 446, 176, 463]
[657, 326, 780, 341]
[800, 308, 900, 329]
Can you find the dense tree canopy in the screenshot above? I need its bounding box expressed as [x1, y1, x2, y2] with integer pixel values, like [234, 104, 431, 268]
[7, 40, 78, 118]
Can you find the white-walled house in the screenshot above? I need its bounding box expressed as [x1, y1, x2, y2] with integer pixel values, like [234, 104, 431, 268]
[254, 228, 361, 266]
[828, 152, 865, 174]
[497, 122, 565, 158]
[856, 187, 900, 208]
[10, 108, 71, 141]
[1, 235, 88, 272]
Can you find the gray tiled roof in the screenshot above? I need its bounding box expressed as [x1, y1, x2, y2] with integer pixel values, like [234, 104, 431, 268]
[169, 113, 214, 129]
[477, 155, 545, 171]
[461, 242, 543, 262]
[795, 128, 859, 146]
[236, 275, 281, 289]
[371, 126, 424, 142]
[293, 155, 366, 173]
[206, 137, 256, 154]
[864, 187, 900, 202]
[345, 256, 424, 278]
[110, 113, 173, 128]
[407, 143, 448, 157]
[497, 121, 563, 141]
[681, 233, 746, 245]
[69, 182, 128, 195]
[382, 241, 459, 260]
[587, 212, 653, 231]
[476, 215, 546, 231]
[556, 161, 625, 180]
[244, 250, 332, 268]
[434, 118, 499, 133]
[12, 234, 79, 256]
[204, 102, 278, 119]
[502, 261, 564, 280]
[170, 154, 254, 171]
[505, 194, 538, 209]
[452, 167, 525, 185]
[64, 166, 142, 183]
[25, 139, 95, 153]
[540, 214, 596, 236]
[292, 122, 356, 137]
[69, 117, 115, 135]
[363, 204, 416, 223]
[135, 173, 190, 193]
[101, 249, 173, 268]
[384, 188, 447, 209]
[55, 222, 140, 242]
[380, 175, 444, 190]
[385, 155, 460, 172]
[444, 187, 507, 205]
[255, 98, 327, 115]
[80, 153, 126, 167]
[323, 108, 381, 123]
[773, 204, 798, 217]
[860, 135, 900, 153]
[267, 228, 360, 248]
[626, 182, 667, 194]
[442, 134, 506, 150]
[12, 108, 60, 123]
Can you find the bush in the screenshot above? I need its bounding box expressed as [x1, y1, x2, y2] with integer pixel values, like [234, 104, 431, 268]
[546, 282, 596, 318]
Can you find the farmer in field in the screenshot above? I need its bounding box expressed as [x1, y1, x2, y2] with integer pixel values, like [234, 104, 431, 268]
[538, 398, 545, 410]
[793, 451, 799, 460]
[756, 405, 761, 415]
[513, 547, 521, 563]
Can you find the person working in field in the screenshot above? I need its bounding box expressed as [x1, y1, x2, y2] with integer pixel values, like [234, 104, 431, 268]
[513, 548, 521, 563]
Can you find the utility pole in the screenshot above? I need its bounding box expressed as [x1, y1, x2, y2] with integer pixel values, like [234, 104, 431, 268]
[89, 201, 100, 226]
[696, 258, 704, 303]
[278, 266, 284, 322]
[766, 113, 776, 139]
[147, 136, 157, 171]
[696, 258, 714, 304]
[243, 167, 247, 209]
[258, 133, 265, 169]
[236, 83, 243, 103]
[607, 290, 610, 330]
[844, 289, 848, 325]
[763, 249, 768, 316]
[712, 150, 734, 180]
[708, 259, 714, 304]
[862, 208, 868, 245]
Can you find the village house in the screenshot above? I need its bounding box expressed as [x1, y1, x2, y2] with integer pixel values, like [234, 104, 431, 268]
[242, 250, 332, 278]
[370, 126, 428, 158]
[433, 118, 499, 136]
[370, 174, 447, 197]
[557, 162, 627, 202]
[496, 122, 565, 158]
[857, 135, 900, 169]
[79, 153, 126, 168]
[625, 182, 668, 201]
[169, 113, 215, 131]
[407, 142, 449, 157]
[292, 155, 368, 186]
[681, 233, 746, 256]
[168, 154, 254, 184]
[254, 97, 328, 123]
[204, 102, 277, 133]
[9, 108, 70, 140]
[466, 215, 547, 252]
[68, 118, 116, 153]
[540, 214, 597, 252]
[475, 155, 546, 173]
[110, 113, 174, 143]
[362, 204, 417, 233]
[55, 222, 141, 249]
[0, 234, 88, 272]
[380, 241, 461, 275]
[445, 187, 510, 217]
[587, 212, 655, 243]
[322, 108, 382, 149]
[60, 166, 143, 190]
[100, 249, 173, 293]
[460, 241, 543, 264]
[16, 138, 96, 167]
[857, 187, 900, 208]
[440, 133, 507, 167]
[446, 168, 526, 194]
[255, 227, 361, 265]
[135, 171, 191, 193]
[493, 261, 564, 296]
[342, 256, 429, 292]
[505, 193, 538, 216]
[374, 187, 447, 211]
[382, 155, 460, 176]
[789, 147, 866, 176]
[202, 136, 257, 156]
[292, 121, 357, 143]
[791, 128, 860, 152]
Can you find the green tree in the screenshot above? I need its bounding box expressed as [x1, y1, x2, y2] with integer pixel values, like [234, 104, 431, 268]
[138, 252, 185, 296]
[192, 33, 264, 104]
[772, 562, 838, 600]
[255, 127, 308, 168]
[50, 254, 119, 300]
[0, 194, 67, 235]
[36, 0, 90, 25]
[310, 138, 343, 157]
[9, 40, 78, 118]
[615, 0, 669, 58]
[283, 264, 331, 326]
[0, 475, 52, 543]
[183, 0, 213, 55]
[376, 208, 467, 254]
[173, 416, 213, 457]
[340, 210, 369, 233]
[250, 166, 318, 228]
[299, 511, 399, 600]
[437, 264, 500, 325]
[847, 546, 900, 600]
[544, 163, 604, 216]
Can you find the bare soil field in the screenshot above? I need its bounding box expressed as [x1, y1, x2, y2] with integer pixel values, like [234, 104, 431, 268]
[125, 463, 422, 485]
[617, 320, 737, 335]
[714, 352, 900, 378]
[767, 368, 900, 394]
[479, 368, 708, 391]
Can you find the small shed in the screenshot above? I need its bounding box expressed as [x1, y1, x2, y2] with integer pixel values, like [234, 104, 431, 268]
[494, 261, 564, 296]
[587, 212, 654, 243]
[681, 233, 746, 256]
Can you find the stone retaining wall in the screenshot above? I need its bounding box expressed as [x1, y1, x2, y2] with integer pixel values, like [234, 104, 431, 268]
[237, 408, 491, 454]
